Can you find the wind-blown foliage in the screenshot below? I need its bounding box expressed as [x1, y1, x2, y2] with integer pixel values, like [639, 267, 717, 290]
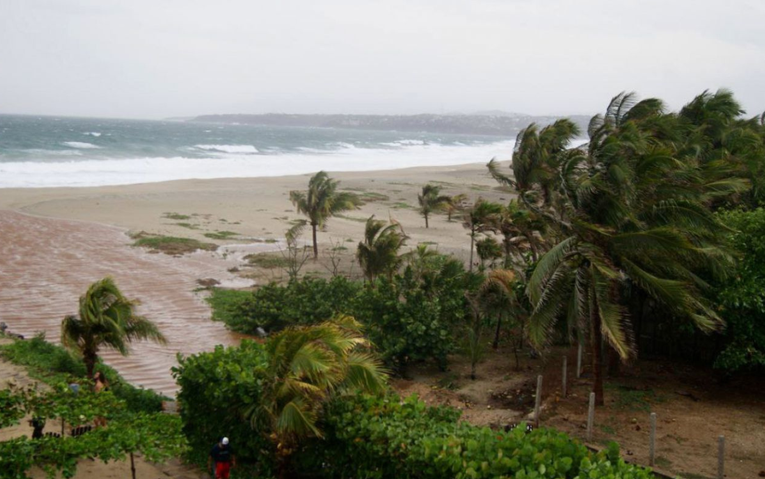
[61, 277, 166, 379]
[490, 91, 746, 404]
[417, 184, 451, 228]
[462, 199, 502, 271]
[357, 216, 407, 282]
[243, 316, 388, 476]
[290, 171, 361, 258]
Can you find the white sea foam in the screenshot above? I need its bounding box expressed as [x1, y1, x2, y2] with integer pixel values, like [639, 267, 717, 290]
[0, 140, 524, 188]
[194, 144, 259, 154]
[83, 132, 102, 137]
[63, 141, 101, 149]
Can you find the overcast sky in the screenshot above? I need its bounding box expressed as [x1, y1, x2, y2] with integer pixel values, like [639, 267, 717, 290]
[1, 0, 763, 119]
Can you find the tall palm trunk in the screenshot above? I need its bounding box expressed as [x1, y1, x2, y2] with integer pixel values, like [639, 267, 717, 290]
[425, 213, 429, 229]
[84, 348, 98, 380]
[493, 312, 502, 350]
[311, 222, 318, 259]
[590, 300, 605, 406]
[469, 230, 475, 272]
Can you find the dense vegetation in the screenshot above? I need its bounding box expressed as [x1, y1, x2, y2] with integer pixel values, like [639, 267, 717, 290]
[211, 256, 475, 373]
[173, 337, 653, 478]
[0, 379, 186, 479]
[0, 334, 166, 413]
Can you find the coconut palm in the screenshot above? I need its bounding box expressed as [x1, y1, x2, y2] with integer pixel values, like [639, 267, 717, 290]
[290, 171, 360, 258]
[244, 316, 387, 478]
[494, 199, 547, 265]
[465, 269, 516, 378]
[417, 184, 451, 228]
[493, 92, 742, 405]
[462, 199, 502, 272]
[357, 216, 407, 283]
[61, 277, 167, 379]
[445, 193, 468, 222]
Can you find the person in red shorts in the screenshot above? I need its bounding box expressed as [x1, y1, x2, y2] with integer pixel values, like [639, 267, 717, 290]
[208, 437, 236, 479]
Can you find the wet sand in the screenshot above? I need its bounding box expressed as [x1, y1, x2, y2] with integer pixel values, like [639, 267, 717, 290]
[0, 210, 246, 394]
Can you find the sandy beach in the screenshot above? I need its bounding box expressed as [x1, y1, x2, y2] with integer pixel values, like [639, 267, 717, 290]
[0, 161, 512, 391]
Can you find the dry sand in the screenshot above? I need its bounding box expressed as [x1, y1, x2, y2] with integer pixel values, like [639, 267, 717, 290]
[0, 162, 511, 260]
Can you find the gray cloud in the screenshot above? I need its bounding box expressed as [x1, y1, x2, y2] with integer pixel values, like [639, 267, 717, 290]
[1, 0, 763, 118]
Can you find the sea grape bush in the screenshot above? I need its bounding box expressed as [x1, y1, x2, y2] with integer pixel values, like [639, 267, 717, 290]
[0, 385, 186, 479]
[223, 267, 472, 372]
[172, 340, 274, 473]
[301, 394, 653, 479]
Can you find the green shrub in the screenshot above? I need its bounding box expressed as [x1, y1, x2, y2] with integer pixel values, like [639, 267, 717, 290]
[172, 341, 274, 475]
[0, 334, 166, 413]
[212, 264, 472, 372]
[298, 394, 653, 479]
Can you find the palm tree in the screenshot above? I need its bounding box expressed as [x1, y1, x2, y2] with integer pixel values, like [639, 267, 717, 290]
[357, 216, 407, 283]
[290, 171, 360, 258]
[494, 199, 547, 265]
[417, 184, 451, 228]
[445, 193, 468, 222]
[462, 199, 502, 272]
[244, 316, 387, 478]
[61, 277, 167, 379]
[465, 270, 516, 378]
[493, 92, 741, 405]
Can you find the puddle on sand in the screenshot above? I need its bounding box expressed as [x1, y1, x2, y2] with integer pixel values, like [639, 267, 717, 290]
[0, 211, 274, 395]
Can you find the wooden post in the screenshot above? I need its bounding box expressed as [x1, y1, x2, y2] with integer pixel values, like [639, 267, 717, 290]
[586, 392, 595, 441]
[649, 412, 656, 466]
[577, 341, 583, 378]
[717, 435, 725, 479]
[562, 357, 568, 398]
[534, 375, 543, 427]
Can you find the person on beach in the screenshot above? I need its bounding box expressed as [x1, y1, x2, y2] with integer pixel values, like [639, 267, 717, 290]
[93, 372, 109, 428]
[208, 437, 235, 479]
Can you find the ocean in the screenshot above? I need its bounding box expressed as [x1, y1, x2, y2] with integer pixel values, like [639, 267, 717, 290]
[0, 114, 515, 188]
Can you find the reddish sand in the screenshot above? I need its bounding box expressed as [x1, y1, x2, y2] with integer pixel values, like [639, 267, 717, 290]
[0, 210, 244, 394]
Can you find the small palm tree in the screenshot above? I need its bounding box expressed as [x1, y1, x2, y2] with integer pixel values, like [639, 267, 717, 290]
[61, 277, 167, 379]
[462, 199, 502, 272]
[244, 316, 387, 478]
[417, 184, 451, 228]
[445, 193, 468, 222]
[465, 270, 516, 378]
[357, 216, 407, 283]
[290, 171, 360, 258]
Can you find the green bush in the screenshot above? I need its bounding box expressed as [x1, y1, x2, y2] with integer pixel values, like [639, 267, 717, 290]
[299, 394, 653, 479]
[234, 277, 362, 332]
[172, 341, 274, 476]
[215, 269, 471, 372]
[0, 334, 165, 413]
[714, 208, 765, 371]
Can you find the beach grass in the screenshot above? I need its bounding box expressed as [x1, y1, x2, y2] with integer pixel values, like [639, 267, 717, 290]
[203, 230, 239, 240]
[133, 235, 217, 255]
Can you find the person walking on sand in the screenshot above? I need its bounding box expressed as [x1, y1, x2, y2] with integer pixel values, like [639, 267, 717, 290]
[209, 437, 236, 479]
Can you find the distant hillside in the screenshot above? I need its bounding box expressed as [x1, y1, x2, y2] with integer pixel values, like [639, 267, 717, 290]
[188, 113, 591, 137]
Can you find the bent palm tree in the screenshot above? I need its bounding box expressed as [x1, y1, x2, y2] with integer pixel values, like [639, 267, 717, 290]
[493, 92, 740, 405]
[244, 316, 387, 477]
[417, 184, 451, 228]
[61, 277, 167, 379]
[290, 171, 360, 258]
[445, 193, 468, 222]
[357, 216, 407, 283]
[462, 199, 502, 272]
